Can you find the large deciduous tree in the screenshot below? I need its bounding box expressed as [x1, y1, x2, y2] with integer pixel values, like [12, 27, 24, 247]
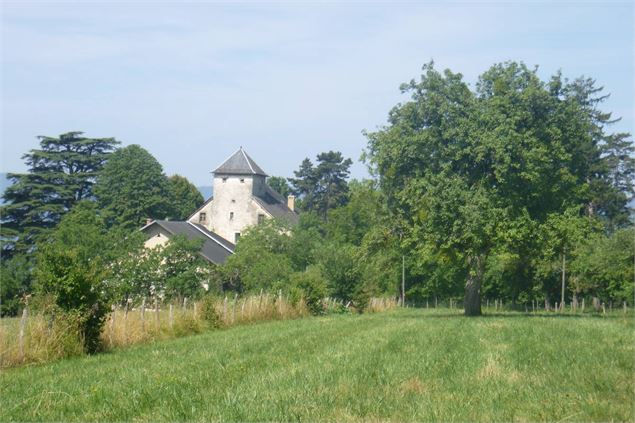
[94, 145, 172, 229]
[365, 61, 632, 315]
[1, 132, 118, 257]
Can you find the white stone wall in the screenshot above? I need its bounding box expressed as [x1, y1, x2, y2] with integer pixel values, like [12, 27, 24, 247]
[144, 226, 170, 249]
[189, 174, 271, 243]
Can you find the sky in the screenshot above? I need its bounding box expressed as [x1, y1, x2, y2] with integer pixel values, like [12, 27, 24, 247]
[1, 1, 633, 186]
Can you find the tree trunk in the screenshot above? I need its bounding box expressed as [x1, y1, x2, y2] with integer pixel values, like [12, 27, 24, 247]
[464, 255, 484, 316]
[561, 252, 566, 309]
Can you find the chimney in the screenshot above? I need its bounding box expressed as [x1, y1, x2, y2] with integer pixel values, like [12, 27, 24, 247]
[287, 195, 295, 212]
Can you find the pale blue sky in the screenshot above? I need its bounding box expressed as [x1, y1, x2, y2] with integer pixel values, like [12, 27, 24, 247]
[1, 1, 633, 185]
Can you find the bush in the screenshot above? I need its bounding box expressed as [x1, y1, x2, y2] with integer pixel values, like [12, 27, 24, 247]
[290, 266, 328, 315]
[34, 202, 112, 354]
[200, 295, 223, 328]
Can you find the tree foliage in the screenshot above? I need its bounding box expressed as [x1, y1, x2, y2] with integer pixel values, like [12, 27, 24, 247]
[34, 202, 114, 353]
[365, 61, 633, 314]
[167, 175, 204, 220]
[94, 145, 172, 229]
[289, 151, 352, 217]
[267, 176, 292, 198]
[1, 132, 118, 257]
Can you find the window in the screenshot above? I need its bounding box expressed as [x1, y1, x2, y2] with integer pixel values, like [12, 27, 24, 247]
[229, 212, 234, 220]
[199, 212, 207, 223]
[240, 178, 245, 183]
[222, 177, 227, 183]
[234, 232, 241, 243]
[258, 214, 265, 224]
[231, 199, 236, 203]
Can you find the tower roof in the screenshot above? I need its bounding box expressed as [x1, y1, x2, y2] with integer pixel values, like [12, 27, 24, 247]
[213, 147, 268, 176]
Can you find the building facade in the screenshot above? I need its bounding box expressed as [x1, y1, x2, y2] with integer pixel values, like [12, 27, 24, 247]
[187, 147, 298, 244]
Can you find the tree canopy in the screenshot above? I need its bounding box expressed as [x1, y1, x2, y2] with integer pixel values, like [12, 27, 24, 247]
[93, 145, 172, 229]
[1, 132, 118, 257]
[167, 174, 204, 220]
[365, 61, 633, 315]
[288, 151, 352, 217]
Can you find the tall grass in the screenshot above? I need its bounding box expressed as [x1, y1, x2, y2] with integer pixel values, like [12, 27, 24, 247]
[0, 312, 84, 368]
[101, 293, 310, 350]
[0, 294, 396, 369]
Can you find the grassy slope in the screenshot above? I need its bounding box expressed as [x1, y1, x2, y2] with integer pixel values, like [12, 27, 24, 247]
[1, 309, 633, 422]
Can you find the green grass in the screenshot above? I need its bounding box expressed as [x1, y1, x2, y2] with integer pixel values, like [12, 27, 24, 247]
[1, 309, 633, 422]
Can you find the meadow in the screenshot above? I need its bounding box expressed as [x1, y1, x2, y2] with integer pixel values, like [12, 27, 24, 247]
[1, 308, 632, 422]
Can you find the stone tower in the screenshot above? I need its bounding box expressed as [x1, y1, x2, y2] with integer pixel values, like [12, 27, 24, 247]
[187, 147, 298, 243]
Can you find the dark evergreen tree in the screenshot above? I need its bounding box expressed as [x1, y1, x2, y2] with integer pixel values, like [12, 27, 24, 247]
[0, 132, 118, 257]
[167, 174, 204, 220]
[289, 151, 352, 216]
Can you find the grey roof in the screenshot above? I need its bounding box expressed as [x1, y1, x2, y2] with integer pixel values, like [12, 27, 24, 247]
[253, 184, 299, 225]
[141, 220, 234, 264]
[213, 147, 268, 176]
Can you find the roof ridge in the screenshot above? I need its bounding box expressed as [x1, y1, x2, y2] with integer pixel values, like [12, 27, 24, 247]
[186, 221, 235, 253]
[240, 148, 256, 174]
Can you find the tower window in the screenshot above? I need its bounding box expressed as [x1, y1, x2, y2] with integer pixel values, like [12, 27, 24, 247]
[240, 178, 245, 183]
[222, 177, 227, 183]
[234, 232, 241, 243]
[229, 212, 234, 220]
[258, 214, 265, 224]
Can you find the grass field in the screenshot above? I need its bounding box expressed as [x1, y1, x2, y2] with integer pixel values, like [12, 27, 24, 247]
[1, 308, 633, 422]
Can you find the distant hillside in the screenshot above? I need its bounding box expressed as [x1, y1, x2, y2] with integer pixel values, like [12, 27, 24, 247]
[197, 186, 213, 201]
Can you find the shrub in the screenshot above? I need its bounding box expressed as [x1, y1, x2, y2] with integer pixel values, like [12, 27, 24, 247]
[290, 266, 328, 315]
[34, 202, 112, 354]
[200, 295, 223, 328]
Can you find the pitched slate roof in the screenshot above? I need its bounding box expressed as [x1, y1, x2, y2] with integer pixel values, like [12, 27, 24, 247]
[213, 147, 268, 176]
[141, 220, 234, 264]
[252, 184, 299, 225]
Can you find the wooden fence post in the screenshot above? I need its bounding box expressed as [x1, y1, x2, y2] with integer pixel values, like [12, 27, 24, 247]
[581, 298, 585, 312]
[624, 302, 627, 314]
[183, 297, 188, 311]
[124, 301, 129, 343]
[141, 297, 146, 331]
[110, 305, 116, 347]
[19, 306, 28, 361]
[232, 293, 237, 324]
[155, 297, 160, 327]
[259, 289, 263, 311]
[223, 296, 228, 322]
[169, 304, 174, 328]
